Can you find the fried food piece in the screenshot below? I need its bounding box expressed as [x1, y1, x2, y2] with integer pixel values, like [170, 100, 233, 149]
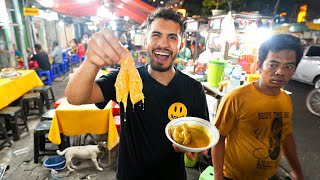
[115, 68, 129, 109]
[128, 64, 144, 105]
[115, 51, 144, 110]
[171, 123, 191, 145]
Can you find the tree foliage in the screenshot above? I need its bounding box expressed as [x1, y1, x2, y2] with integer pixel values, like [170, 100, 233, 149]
[203, 0, 226, 10]
[201, 0, 243, 16]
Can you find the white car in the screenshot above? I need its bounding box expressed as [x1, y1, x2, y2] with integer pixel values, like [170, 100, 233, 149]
[292, 44, 320, 89]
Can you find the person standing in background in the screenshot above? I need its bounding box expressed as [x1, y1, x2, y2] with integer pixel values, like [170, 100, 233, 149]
[211, 34, 304, 180]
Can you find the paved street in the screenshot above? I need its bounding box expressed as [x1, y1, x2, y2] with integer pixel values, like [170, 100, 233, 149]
[282, 80, 320, 180]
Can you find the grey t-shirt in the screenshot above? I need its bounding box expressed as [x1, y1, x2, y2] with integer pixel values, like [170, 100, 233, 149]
[50, 46, 62, 64]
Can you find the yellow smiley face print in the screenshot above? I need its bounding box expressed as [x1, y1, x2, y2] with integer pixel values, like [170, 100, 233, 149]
[168, 102, 187, 121]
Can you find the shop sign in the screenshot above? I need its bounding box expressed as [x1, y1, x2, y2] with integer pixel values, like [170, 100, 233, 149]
[235, 19, 257, 29]
[23, 7, 39, 16]
[306, 22, 320, 31]
[177, 9, 186, 18]
[186, 21, 199, 31]
[272, 25, 290, 33]
[234, 18, 271, 30]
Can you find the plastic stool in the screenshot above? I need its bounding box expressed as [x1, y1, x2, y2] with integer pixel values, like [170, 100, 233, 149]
[0, 121, 12, 148]
[114, 115, 120, 132]
[0, 106, 29, 141]
[54, 98, 65, 109]
[34, 120, 69, 163]
[59, 63, 66, 74]
[112, 101, 120, 116]
[37, 71, 53, 86]
[52, 64, 62, 77]
[62, 50, 67, 59]
[22, 92, 44, 118]
[199, 166, 214, 180]
[41, 109, 55, 121]
[71, 54, 79, 65]
[33, 86, 56, 110]
[50, 67, 55, 80]
[63, 60, 70, 72]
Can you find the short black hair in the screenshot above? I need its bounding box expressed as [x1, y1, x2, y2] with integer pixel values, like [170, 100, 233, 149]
[146, 7, 186, 35]
[71, 38, 78, 45]
[53, 40, 59, 46]
[34, 44, 42, 50]
[258, 34, 303, 68]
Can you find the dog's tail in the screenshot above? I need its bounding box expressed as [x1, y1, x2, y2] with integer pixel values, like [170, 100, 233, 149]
[56, 149, 67, 155]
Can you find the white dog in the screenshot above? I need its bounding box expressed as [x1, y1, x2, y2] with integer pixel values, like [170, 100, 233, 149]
[56, 142, 107, 171]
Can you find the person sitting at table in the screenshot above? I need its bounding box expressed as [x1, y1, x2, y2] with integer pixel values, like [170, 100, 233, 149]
[13, 44, 22, 61]
[67, 38, 79, 56]
[30, 44, 51, 73]
[50, 40, 63, 65]
[65, 8, 209, 180]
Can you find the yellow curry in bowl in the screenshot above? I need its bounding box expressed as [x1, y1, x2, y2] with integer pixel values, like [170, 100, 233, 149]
[171, 123, 210, 148]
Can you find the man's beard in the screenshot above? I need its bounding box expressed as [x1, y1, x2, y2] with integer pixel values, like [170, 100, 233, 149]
[146, 50, 176, 72]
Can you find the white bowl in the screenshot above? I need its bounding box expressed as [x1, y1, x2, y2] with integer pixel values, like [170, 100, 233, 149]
[165, 117, 220, 153]
[1, 68, 16, 77]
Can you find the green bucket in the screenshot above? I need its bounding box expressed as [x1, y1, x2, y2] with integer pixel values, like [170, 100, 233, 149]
[207, 60, 226, 87]
[184, 153, 198, 167]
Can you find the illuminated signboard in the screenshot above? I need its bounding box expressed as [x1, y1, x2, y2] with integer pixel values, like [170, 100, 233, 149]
[210, 18, 271, 30]
[23, 7, 39, 16]
[186, 21, 199, 31]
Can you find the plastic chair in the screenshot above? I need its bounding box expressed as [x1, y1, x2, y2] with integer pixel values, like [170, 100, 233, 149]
[112, 101, 120, 116]
[37, 70, 53, 86]
[114, 115, 120, 132]
[54, 97, 65, 109]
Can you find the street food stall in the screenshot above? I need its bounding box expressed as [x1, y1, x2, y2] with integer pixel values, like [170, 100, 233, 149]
[207, 13, 273, 71]
[180, 13, 274, 113]
[196, 13, 273, 93]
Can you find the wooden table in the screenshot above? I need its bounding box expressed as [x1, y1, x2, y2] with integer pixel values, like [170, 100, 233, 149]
[0, 70, 43, 109]
[48, 98, 119, 164]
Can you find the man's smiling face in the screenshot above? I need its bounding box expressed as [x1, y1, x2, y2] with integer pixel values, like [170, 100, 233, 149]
[145, 18, 182, 72]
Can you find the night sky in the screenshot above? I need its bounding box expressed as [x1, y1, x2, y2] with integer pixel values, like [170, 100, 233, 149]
[141, 0, 319, 20]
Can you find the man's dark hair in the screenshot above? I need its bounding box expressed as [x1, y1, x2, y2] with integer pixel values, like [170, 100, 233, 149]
[53, 40, 59, 46]
[34, 44, 42, 50]
[146, 7, 186, 35]
[258, 34, 303, 68]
